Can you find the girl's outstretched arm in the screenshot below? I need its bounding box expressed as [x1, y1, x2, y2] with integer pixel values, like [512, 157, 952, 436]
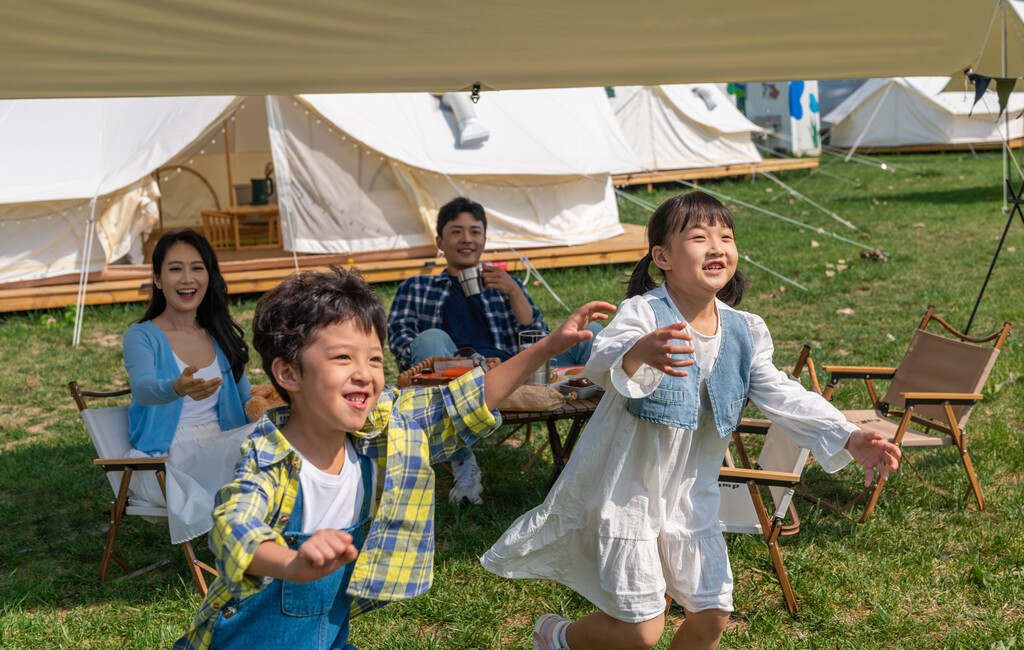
[845, 430, 902, 487]
[621, 322, 695, 379]
[483, 301, 616, 409]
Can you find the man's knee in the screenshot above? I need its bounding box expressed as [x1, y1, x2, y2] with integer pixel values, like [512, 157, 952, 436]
[409, 328, 456, 365]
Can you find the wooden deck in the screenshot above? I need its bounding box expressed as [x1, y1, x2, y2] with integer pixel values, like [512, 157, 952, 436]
[828, 137, 1024, 154]
[613, 157, 819, 188]
[0, 224, 646, 313]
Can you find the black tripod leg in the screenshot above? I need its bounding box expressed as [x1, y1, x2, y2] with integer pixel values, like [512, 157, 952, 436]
[966, 179, 1024, 334]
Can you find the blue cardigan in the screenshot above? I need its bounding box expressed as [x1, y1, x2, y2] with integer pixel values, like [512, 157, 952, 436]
[123, 321, 252, 454]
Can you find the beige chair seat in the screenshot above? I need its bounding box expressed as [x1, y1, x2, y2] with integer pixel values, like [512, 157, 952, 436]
[842, 409, 951, 447]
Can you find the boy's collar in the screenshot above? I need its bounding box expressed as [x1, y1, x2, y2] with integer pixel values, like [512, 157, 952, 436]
[252, 407, 298, 469]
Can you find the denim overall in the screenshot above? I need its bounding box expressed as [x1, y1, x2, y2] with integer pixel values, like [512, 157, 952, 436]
[210, 453, 373, 650]
[625, 295, 755, 438]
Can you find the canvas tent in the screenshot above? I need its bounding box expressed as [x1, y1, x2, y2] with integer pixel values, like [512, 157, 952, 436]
[0, 88, 637, 284]
[824, 77, 1024, 149]
[608, 85, 764, 174]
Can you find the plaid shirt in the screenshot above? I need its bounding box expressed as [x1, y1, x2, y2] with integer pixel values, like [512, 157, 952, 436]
[174, 368, 499, 650]
[387, 270, 546, 371]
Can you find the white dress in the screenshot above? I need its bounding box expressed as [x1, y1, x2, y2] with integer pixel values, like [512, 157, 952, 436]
[481, 286, 857, 621]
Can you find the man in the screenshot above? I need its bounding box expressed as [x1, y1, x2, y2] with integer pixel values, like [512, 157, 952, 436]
[387, 197, 600, 505]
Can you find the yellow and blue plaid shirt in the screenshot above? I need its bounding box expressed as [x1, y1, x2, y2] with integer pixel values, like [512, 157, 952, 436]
[174, 368, 499, 650]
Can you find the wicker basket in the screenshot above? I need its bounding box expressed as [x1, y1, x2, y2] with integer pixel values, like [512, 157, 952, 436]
[396, 356, 500, 388]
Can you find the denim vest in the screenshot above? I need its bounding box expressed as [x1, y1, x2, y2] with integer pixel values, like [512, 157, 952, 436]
[625, 294, 754, 438]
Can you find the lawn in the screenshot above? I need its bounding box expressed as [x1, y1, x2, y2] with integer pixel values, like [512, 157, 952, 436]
[1, 151, 1022, 649]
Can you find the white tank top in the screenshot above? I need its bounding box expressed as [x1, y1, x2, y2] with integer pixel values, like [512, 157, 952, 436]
[173, 353, 222, 427]
[296, 437, 367, 533]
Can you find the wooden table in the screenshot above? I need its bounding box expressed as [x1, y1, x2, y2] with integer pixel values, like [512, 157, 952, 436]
[201, 204, 281, 250]
[499, 395, 601, 489]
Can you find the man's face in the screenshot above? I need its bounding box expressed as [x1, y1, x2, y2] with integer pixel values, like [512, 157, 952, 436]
[436, 211, 486, 273]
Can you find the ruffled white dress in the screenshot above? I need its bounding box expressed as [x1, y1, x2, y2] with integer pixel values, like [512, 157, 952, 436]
[481, 286, 857, 621]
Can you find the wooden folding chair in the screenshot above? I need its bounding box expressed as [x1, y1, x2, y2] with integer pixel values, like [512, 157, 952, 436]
[69, 381, 216, 595]
[810, 306, 1011, 522]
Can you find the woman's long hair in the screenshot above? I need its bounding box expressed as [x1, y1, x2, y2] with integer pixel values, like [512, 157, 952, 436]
[141, 229, 249, 381]
[625, 191, 747, 306]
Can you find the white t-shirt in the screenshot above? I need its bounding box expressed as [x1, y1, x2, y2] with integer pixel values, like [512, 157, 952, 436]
[173, 353, 221, 427]
[296, 437, 367, 534]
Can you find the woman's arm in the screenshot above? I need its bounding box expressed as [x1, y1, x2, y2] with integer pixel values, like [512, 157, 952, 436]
[123, 325, 180, 406]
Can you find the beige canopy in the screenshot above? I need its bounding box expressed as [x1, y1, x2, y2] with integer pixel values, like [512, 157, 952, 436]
[1, 0, 1020, 99]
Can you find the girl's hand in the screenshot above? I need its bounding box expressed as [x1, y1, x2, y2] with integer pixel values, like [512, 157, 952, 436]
[845, 429, 901, 487]
[544, 301, 617, 354]
[173, 364, 222, 400]
[622, 322, 695, 378]
[286, 529, 359, 583]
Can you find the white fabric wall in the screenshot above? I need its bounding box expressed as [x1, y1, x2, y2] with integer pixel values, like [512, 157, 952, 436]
[610, 85, 762, 173]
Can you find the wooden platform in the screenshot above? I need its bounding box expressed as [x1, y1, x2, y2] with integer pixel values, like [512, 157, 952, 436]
[0, 224, 646, 313]
[613, 157, 819, 188]
[828, 138, 1024, 154]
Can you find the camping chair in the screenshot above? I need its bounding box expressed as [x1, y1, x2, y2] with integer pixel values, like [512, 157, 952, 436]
[810, 306, 1011, 522]
[714, 345, 818, 616]
[68, 381, 216, 595]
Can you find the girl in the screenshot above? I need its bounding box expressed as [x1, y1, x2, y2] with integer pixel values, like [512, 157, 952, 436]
[122, 229, 253, 544]
[481, 191, 901, 650]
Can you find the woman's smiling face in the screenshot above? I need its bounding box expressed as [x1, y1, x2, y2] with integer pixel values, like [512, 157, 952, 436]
[154, 241, 209, 313]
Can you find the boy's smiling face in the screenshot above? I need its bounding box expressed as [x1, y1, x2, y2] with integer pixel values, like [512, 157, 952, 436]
[281, 319, 386, 434]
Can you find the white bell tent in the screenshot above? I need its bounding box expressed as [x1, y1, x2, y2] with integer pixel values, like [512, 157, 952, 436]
[824, 77, 1024, 150]
[608, 85, 764, 174]
[0, 88, 637, 285]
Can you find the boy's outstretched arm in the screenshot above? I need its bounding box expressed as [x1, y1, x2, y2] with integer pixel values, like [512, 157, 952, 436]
[483, 301, 616, 410]
[845, 430, 902, 487]
[247, 530, 359, 583]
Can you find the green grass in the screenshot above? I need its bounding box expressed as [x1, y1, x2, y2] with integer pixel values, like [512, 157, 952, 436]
[2, 151, 1023, 648]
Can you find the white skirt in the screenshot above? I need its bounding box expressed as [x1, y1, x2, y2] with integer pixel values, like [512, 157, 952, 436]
[127, 421, 253, 544]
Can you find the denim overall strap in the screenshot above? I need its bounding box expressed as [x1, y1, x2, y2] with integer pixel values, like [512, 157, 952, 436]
[211, 452, 374, 650]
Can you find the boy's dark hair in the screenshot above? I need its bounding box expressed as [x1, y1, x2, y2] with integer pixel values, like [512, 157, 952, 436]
[436, 196, 486, 238]
[626, 191, 748, 306]
[252, 266, 386, 403]
[141, 228, 249, 381]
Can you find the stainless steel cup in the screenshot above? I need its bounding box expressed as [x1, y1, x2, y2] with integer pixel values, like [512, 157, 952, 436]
[456, 266, 484, 297]
[519, 330, 552, 386]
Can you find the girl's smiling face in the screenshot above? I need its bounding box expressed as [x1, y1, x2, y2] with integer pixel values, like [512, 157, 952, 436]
[154, 241, 208, 313]
[652, 221, 738, 300]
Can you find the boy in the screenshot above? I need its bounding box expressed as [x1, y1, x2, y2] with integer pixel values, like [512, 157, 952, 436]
[174, 266, 613, 649]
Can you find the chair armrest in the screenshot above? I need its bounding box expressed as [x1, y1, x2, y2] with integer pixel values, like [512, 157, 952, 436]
[718, 467, 800, 488]
[900, 391, 983, 405]
[734, 418, 771, 435]
[822, 365, 897, 380]
[94, 457, 169, 471]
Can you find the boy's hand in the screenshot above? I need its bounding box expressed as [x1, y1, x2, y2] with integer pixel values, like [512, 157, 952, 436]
[286, 529, 359, 583]
[173, 364, 222, 400]
[845, 429, 901, 487]
[544, 301, 617, 354]
[622, 322, 695, 378]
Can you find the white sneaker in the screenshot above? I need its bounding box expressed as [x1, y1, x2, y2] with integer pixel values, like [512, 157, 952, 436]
[449, 450, 483, 505]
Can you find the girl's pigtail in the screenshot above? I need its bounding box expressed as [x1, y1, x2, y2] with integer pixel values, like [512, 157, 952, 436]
[625, 252, 658, 298]
[716, 269, 748, 307]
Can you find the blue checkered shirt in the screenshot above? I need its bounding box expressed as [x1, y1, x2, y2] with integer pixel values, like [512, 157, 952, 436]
[387, 270, 546, 371]
[173, 368, 499, 650]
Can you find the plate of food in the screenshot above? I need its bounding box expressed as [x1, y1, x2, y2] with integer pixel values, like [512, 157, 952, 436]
[552, 376, 603, 400]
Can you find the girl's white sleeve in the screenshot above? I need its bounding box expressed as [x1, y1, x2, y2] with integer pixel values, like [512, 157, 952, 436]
[584, 295, 664, 398]
[744, 313, 856, 474]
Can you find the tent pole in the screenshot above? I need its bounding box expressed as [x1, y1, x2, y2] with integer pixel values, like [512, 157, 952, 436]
[224, 119, 235, 207]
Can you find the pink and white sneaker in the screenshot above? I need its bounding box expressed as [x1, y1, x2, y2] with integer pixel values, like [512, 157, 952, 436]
[533, 613, 570, 650]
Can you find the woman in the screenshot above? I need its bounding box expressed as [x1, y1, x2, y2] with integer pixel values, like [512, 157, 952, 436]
[123, 229, 253, 544]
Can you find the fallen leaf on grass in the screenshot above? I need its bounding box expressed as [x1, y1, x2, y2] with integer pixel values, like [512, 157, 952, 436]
[913, 222, 925, 228]
[886, 333, 896, 341]
[811, 240, 820, 248]
[836, 308, 855, 315]
[836, 264, 848, 271]
[825, 270, 836, 277]
[826, 262, 835, 269]
[1009, 247, 1017, 253]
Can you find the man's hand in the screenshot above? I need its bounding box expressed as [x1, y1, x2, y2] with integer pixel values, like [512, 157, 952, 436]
[480, 264, 521, 297]
[173, 364, 222, 400]
[285, 529, 359, 583]
[845, 429, 901, 487]
[621, 322, 695, 378]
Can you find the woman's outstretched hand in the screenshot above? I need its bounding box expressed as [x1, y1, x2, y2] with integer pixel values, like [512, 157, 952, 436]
[846, 429, 902, 487]
[623, 321, 695, 378]
[545, 301, 617, 354]
[173, 364, 222, 400]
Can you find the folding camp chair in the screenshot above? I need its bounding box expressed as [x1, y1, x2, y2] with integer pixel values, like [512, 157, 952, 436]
[69, 381, 216, 595]
[715, 345, 818, 617]
[810, 306, 1011, 522]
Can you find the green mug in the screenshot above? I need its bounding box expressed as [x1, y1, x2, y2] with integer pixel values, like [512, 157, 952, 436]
[251, 177, 274, 205]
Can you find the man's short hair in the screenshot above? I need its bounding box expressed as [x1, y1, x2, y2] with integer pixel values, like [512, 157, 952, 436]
[436, 196, 486, 238]
[252, 266, 386, 403]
